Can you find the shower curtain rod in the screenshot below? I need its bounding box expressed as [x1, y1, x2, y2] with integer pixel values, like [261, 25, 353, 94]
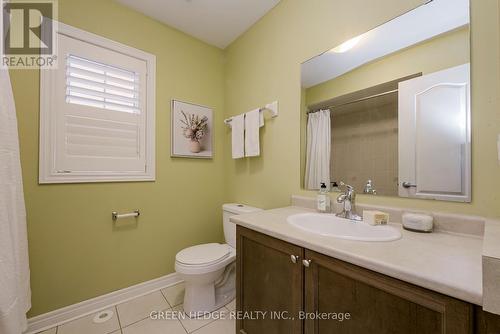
[307, 89, 398, 114]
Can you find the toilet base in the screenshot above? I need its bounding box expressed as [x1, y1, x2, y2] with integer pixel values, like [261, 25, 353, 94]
[214, 284, 235, 311]
[182, 263, 236, 315]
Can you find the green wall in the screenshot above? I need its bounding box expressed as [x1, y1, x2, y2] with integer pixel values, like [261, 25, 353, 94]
[224, 0, 500, 216]
[10, 0, 226, 316]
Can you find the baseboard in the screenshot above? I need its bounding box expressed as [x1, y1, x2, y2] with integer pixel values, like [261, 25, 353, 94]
[25, 272, 182, 334]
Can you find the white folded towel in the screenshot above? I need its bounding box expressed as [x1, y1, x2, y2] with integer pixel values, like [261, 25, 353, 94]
[245, 109, 263, 157]
[231, 114, 245, 159]
[259, 110, 264, 127]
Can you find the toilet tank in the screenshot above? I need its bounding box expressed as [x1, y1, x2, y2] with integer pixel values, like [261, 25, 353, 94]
[223, 203, 262, 248]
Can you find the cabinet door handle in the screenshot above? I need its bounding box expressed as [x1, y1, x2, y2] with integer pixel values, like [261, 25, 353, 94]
[290, 255, 299, 263]
[302, 259, 312, 267]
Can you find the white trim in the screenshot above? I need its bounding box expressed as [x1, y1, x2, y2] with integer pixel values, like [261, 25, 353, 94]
[25, 273, 181, 334]
[39, 21, 156, 184]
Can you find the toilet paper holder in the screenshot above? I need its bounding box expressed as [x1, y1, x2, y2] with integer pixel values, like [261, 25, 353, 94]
[112, 210, 140, 221]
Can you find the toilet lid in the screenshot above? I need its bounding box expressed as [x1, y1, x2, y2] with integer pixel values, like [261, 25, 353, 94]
[176, 243, 230, 266]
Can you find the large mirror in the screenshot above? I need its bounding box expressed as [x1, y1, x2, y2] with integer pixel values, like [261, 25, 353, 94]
[301, 0, 471, 202]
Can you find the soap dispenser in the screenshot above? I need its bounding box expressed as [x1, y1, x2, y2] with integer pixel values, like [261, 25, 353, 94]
[317, 183, 331, 213]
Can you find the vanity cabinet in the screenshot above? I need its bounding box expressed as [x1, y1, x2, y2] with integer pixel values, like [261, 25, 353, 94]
[236, 226, 304, 333]
[236, 226, 499, 334]
[304, 250, 471, 334]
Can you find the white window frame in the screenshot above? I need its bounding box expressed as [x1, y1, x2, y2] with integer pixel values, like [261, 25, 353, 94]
[39, 21, 156, 183]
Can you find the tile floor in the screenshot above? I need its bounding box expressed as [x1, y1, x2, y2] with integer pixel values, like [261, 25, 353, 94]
[37, 283, 237, 334]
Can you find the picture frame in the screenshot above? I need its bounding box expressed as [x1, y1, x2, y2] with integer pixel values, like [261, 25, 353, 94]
[171, 99, 214, 158]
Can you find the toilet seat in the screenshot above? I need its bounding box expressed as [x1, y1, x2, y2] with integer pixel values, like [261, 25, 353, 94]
[175, 243, 235, 275]
[176, 243, 230, 266]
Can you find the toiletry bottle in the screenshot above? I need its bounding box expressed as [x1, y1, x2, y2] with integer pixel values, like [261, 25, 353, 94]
[317, 183, 331, 213]
[331, 181, 340, 192]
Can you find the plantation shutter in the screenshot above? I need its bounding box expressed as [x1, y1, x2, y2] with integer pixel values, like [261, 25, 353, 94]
[52, 33, 148, 176]
[66, 55, 140, 114]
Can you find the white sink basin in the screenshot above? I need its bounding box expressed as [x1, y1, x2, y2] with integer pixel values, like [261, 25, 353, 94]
[287, 213, 402, 242]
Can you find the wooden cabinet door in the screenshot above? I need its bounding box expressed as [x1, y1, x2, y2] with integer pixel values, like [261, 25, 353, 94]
[304, 249, 473, 334]
[236, 226, 304, 334]
[474, 306, 500, 334]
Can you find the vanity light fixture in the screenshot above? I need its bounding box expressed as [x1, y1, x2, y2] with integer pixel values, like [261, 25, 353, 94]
[330, 36, 362, 53]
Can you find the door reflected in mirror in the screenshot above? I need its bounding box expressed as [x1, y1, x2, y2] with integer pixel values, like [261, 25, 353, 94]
[301, 0, 471, 202]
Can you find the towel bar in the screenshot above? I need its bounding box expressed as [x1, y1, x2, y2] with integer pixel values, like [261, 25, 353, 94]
[112, 210, 140, 220]
[224, 100, 278, 126]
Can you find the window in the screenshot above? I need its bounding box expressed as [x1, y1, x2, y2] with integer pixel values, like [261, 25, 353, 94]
[40, 22, 155, 183]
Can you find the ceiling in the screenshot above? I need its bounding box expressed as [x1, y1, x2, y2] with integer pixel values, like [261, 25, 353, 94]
[115, 0, 280, 49]
[301, 0, 470, 88]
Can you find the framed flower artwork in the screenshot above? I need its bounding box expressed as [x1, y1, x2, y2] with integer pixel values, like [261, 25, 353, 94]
[171, 100, 213, 158]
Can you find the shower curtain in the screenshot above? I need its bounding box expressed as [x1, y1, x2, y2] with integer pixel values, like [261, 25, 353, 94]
[305, 109, 331, 190]
[0, 69, 31, 334]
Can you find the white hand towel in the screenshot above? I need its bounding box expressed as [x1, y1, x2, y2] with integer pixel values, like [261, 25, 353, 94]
[245, 109, 263, 157]
[231, 114, 245, 159]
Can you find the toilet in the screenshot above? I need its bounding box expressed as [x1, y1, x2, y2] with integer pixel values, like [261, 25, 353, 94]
[175, 203, 262, 314]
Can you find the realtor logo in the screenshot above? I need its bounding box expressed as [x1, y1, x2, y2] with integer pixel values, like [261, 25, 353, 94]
[1, 0, 58, 69]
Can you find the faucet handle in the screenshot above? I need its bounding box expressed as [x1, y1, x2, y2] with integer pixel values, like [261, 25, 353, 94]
[363, 179, 377, 195]
[339, 181, 354, 191]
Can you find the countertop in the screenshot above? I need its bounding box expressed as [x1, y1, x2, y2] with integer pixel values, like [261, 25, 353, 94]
[231, 206, 484, 305]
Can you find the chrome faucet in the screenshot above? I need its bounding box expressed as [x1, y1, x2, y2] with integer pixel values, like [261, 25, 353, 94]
[363, 179, 377, 195]
[336, 182, 362, 221]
